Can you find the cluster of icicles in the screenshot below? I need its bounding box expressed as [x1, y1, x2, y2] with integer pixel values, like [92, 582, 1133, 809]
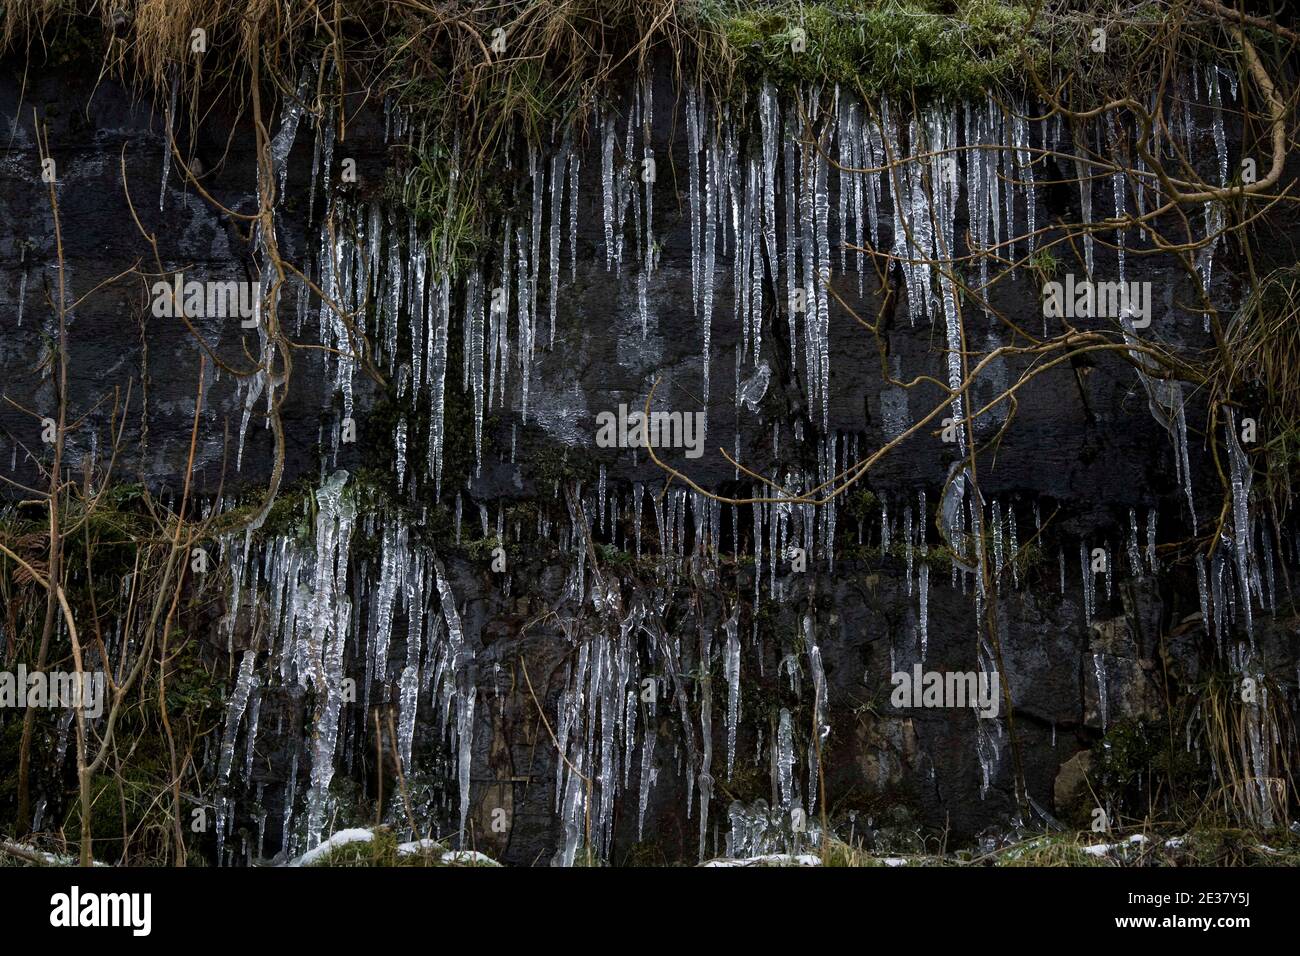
[211, 471, 475, 862]
[203, 451, 1296, 862]
[211, 63, 1242, 496]
[193, 62, 1296, 862]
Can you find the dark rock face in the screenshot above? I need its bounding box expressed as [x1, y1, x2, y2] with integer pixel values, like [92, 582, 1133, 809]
[2, 61, 1297, 866]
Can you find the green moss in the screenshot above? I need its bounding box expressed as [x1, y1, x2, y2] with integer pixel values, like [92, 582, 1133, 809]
[26, 12, 103, 70]
[7, 0, 1237, 141]
[1091, 716, 1205, 824]
[596, 542, 636, 567]
[1027, 247, 1060, 284]
[843, 487, 879, 520]
[718, 762, 769, 802]
[386, 141, 499, 279]
[618, 838, 675, 866]
[993, 833, 1116, 866]
[527, 446, 597, 493]
[707, 0, 1043, 100]
[464, 535, 502, 561]
[1170, 827, 1300, 867]
[753, 596, 782, 638]
[838, 540, 958, 571]
[820, 837, 941, 866]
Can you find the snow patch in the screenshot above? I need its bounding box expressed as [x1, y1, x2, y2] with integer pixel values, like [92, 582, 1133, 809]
[703, 853, 821, 867]
[290, 828, 374, 866]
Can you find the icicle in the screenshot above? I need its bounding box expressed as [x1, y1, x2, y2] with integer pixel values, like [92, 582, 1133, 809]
[269, 67, 313, 210]
[1260, 519, 1276, 612]
[1014, 111, 1036, 253]
[560, 136, 578, 281]
[241, 686, 262, 786]
[1113, 165, 1127, 285]
[302, 469, 355, 850]
[918, 562, 930, 662]
[1209, 64, 1228, 187]
[642, 80, 656, 343]
[702, 129, 718, 414]
[597, 464, 607, 534]
[808, 628, 829, 758]
[633, 482, 644, 558]
[991, 500, 1005, 579]
[394, 417, 408, 492]
[517, 221, 534, 423]
[1093, 652, 1109, 730]
[456, 687, 477, 847]
[1197, 552, 1212, 644]
[747, 153, 764, 366]
[965, 103, 988, 301]
[428, 273, 451, 498]
[465, 269, 486, 474]
[799, 113, 819, 409]
[1127, 508, 1143, 577]
[1007, 506, 1020, 589]
[904, 501, 915, 593]
[985, 99, 1002, 300]
[698, 631, 714, 863]
[1104, 542, 1114, 601]
[724, 607, 741, 778]
[1226, 409, 1254, 638]
[776, 707, 795, 809]
[397, 663, 419, 774]
[783, 122, 799, 379]
[432, 552, 475, 846]
[928, 110, 966, 454]
[549, 136, 567, 348]
[601, 115, 616, 270]
[624, 689, 637, 790]
[1080, 541, 1094, 629]
[688, 87, 702, 320]
[16, 264, 26, 328]
[759, 82, 780, 291]
[638, 724, 657, 841]
[218, 650, 258, 788]
[813, 137, 832, 431]
[1075, 150, 1094, 277]
[159, 71, 179, 211]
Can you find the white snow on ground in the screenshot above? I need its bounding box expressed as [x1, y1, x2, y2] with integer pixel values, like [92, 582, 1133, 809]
[395, 839, 441, 856]
[290, 828, 374, 866]
[703, 854, 822, 867]
[1, 842, 108, 867]
[439, 850, 500, 866]
[287, 831, 500, 866]
[395, 842, 499, 865]
[703, 853, 917, 867]
[1082, 834, 1149, 857]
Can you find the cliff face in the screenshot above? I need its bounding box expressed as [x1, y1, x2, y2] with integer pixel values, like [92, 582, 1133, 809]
[2, 38, 1298, 865]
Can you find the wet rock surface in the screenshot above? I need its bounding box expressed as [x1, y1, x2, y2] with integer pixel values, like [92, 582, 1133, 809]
[3, 61, 1297, 865]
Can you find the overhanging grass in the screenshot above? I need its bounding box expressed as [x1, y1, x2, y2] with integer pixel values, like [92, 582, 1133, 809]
[1, 2, 1232, 116]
